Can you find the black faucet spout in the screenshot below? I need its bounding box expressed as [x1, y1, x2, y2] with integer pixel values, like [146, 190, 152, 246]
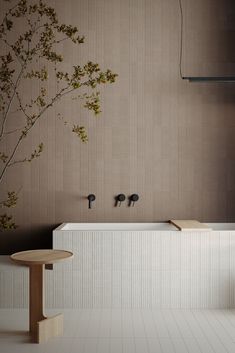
[88, 194, 96, 209]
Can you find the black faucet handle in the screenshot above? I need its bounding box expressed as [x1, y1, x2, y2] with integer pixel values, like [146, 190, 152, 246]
[88, 194, 96, 209]
[116, 194, 126, 206]
[130, 194, 139, 206]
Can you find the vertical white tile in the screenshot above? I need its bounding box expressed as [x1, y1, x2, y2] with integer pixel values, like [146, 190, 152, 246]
[110, 338, 122, 353]
[132, 310, 146, 338]
[83, 338, 98, 353]
[171, 338, 189, 353]
[97, 338, 110, 353]
[141, 309, 158, 338]
[161, 310, 181, 338]
[134, 337, 149, 353]
[183, 337, 203, 353]
[152, 310, 169, 338]
[159, 338, 175, 353]
[70, 338, 86, 353]
[86, 309, 101, 338]
[110, 309, 122, 338]
[122, 338, 136, 353]
[147, 338, 162, 353]
[121, 309, 134, 338]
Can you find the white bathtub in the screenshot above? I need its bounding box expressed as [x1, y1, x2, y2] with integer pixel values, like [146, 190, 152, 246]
[52, 222, 235, 309]
[55, 222, 177, 231]
[55, 222, 235, 231]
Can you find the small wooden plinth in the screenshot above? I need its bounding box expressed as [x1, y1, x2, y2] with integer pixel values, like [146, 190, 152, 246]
[36, 314, 63, 343]
[11, 249, 73, 344]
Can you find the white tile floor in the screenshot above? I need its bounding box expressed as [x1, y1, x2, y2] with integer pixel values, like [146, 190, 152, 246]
[1, 309, 235, 353]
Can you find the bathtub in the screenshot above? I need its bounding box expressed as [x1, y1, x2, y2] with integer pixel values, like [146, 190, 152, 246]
[55, 222, 177, 231]
[52, 222, 235, 309]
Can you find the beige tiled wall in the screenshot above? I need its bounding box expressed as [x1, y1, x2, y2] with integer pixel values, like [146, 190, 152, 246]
[1, 0, 235, 252]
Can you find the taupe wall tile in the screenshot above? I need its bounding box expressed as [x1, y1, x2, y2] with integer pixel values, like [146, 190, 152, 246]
[1, 0, 235, 253]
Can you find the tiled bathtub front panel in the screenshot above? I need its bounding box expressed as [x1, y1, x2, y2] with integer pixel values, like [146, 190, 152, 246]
[1, 230, 235, 308]
[49, 230, 235, 309]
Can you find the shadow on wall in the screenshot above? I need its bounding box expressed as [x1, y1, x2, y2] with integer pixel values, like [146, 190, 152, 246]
[0, 224, 56, 255]
[184, 0, 235, 77]
[223, 0, 235, 67]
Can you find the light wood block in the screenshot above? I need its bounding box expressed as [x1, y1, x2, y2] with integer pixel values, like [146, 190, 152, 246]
[170, 220, 212, 231]
[37, 314, 63, 343]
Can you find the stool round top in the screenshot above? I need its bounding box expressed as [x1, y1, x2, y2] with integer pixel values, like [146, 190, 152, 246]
[10, 249, 73, 265]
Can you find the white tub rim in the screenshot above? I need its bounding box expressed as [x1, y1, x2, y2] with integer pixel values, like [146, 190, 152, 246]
[54, 222, 235, 232]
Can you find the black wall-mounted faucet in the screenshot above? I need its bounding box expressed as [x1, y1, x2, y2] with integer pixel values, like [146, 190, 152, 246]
[129, 194, 139, 207]
[115, 194, 126, 207]
[87, 194, 96, 209]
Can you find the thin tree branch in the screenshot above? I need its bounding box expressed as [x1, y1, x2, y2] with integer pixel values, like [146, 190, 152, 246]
[0, 85, 73, 182]
[8, 158, 27, 167]
[0, 38, 24, 66]
[0, 134, 23, 183]
[0, 64, 25, 141]
[4, 127, 23, 135]
[0, 18, 44, 141]
[15, 90, 31, 119]
[0, 2, 19, 29]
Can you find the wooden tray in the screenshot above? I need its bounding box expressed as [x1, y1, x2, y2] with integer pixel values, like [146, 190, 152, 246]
[170, 220, 212, 231]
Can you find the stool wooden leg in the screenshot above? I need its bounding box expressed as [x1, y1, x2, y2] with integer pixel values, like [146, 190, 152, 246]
[29, 265, 46, 335]
[29, 264, 63, 343]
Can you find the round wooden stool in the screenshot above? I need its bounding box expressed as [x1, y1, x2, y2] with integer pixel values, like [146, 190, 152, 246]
[11, 249, 73, 343]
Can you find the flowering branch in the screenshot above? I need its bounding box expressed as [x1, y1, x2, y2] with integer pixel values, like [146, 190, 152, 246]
[0, 0, 117, 230]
